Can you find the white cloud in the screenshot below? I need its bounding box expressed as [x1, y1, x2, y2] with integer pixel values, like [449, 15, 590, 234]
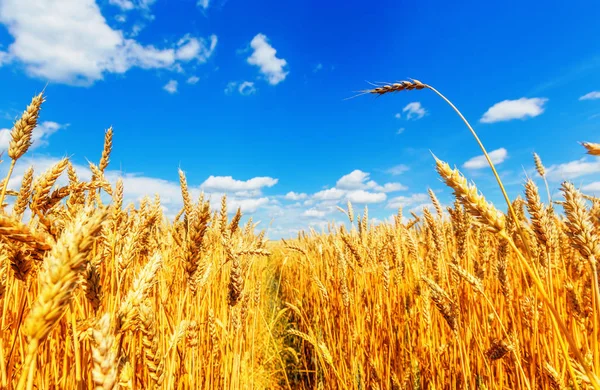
[394, 113, 401, 119]
[109, 0, 135, 11]
[313, 63, 323, 72]
[129, 23, 144, 37]
[332, 169, 407, 195]
[163, 80, 178, 94]
[580, 91, 600, 101]
[386, 164, 409, 176]
[0, 121, 64, 152]
[247, 33, 288, 85]
[313, 187, 345, 201]
[285, 191, 307, 200]
[403, 102, 426, 120]
[224, 81, 237, 95]
[108, 0, 156, 12]
[582, 182, 600, 192]
[238, 81, 256, 96]
[396, 128, 405, 135]
[336, 169, 369, 190]
[200, 175, 278, 192]
[225, 81, 257, 96]
[115, 14, 127, 23]
[545, 158, 600, 181]
[0, 0, 217, 85]
[186, 75, 199, 84]
[480, 98, 547, 123]
[175, 34, 217, 63]
[463, 147, 508, 170]
[197, 0, 210, 9]
[303, 208, 325, 218]
[387, 193, 429, 209]
[233, 189, 262, 198]
[346, 190, 386, 204]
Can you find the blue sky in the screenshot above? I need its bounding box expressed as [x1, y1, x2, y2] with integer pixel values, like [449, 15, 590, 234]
[0, 0, 600, 237]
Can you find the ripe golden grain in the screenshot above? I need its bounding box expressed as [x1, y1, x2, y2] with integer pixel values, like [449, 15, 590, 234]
[1, 89, 599, 390]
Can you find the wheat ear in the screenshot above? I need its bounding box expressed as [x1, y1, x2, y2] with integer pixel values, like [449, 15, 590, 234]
[17, 208, 106, 390]
[91, 313, 118, 390]
[364, 79, 532, 258]
[0, 92, 44, 208]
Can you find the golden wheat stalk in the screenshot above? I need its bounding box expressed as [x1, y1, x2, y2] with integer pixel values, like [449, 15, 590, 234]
[363, 79, 532, 258]
[434, 155, 505, 234]
[0, 93, 44, 208]
[17, 207, 107, 390]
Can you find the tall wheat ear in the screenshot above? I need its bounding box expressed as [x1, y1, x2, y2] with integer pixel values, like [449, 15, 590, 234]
[0, 92, 44, 208]
[362, 79, 531, 258]
[362, 78, 600, 389]
[16, 207, 107, 390]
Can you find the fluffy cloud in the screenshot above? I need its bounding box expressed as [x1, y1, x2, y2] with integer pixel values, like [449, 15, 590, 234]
[303, 208, 325, 218]
[346, 190, 386, 204]
[0, 0, 217, 85]
[313, 187, 345, 201]
[108, 0, 135, 11]
[247, 33, 288, 85]
[394, 113, 401, 119]
[285, 191, 307, 200]
[336, 169, 369, 190]
[224, 82, 236, 95]
[186, 76, 200, 85]
[163, 80, 178, 94]
[197, 0, 210, 9]
[334, 169, 405, 194]
[108, 0, 156, 12]
[463, 147, 508, 169]
[200, 175, 278, 192]
[386, 193, 429, 209]
[480, 98, 547, 123]
[225, 81, 257, 96]
[309, 169, 405, 204]
[582, 182, 600, 192]
[175, 34, 217, 62]
[545, 158, 600, 181]
[238, 81, 256, 96]
[403, 102, 426, 120]
[580, 91, 600, 101]
[0, 121, 64, 152]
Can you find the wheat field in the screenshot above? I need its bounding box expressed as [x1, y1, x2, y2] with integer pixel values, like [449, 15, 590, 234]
[0, 81, 599, 390]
